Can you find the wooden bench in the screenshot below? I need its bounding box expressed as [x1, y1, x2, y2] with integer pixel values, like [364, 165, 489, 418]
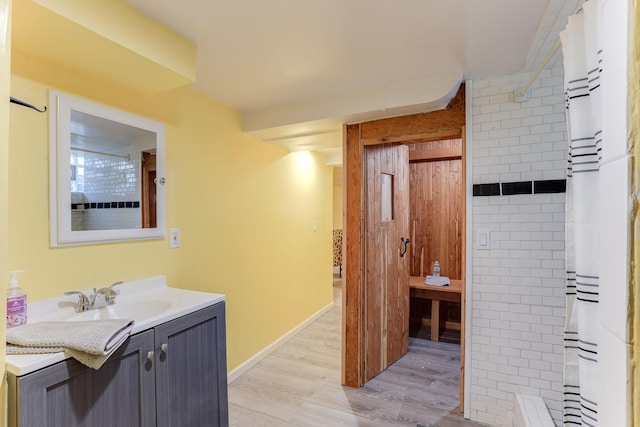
[409, 276, 462, 341]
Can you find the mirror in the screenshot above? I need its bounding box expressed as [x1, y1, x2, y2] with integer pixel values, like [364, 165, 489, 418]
[49, 90, 166, 246]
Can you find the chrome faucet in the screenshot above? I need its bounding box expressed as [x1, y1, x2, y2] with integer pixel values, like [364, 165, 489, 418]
[90, 287, 117, 309]
[64, 281, 123, 312]
[63, 291, 91, 312]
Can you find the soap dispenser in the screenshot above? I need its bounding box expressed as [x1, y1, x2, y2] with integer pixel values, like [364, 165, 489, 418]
[7, 270, 27, 328]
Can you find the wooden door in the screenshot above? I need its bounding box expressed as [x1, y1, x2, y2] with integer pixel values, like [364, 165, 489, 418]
[363, 143, 410, 382]
[141, 151, 157, 228]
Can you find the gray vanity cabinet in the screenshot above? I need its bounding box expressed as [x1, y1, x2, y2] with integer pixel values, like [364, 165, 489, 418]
[8, 302, 228, 427]
[8, 330, 156, 427]
[154, 302, 229, 427]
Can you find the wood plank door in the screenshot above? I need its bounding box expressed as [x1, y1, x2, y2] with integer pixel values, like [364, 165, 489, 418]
[141, 151, 157, 228]
[363, 143, 410, 382]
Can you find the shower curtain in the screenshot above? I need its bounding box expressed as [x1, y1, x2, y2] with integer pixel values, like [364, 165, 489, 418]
[560, 1, 602, 425]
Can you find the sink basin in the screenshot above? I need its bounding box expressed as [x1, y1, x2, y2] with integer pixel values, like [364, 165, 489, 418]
[69, 298, 175, 322]
[7, 276, 226, 376]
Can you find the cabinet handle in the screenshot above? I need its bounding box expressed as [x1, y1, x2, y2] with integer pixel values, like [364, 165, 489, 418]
[160, 343, 168, 353]
[146, 351, 154, 361]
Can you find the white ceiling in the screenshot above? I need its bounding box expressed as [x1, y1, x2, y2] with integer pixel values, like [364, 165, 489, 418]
[125, 0, 582, 162]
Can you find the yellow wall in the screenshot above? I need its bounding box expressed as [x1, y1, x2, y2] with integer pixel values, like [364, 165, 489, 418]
[8, 56, 334, 372]
[0, 0, 11, 425]
[333, 184, 343, 229]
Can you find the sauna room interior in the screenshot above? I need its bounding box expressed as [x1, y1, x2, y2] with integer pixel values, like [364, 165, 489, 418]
[407, 137, 464, 344]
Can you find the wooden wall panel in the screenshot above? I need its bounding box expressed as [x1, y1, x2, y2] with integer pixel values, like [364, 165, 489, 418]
[408, 139, 463, 280]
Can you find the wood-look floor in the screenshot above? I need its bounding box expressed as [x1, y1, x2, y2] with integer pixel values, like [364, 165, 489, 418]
[228, 282, 487, 427]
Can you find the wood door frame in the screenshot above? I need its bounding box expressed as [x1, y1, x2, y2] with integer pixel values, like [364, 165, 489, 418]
[341, 83, 467, 406]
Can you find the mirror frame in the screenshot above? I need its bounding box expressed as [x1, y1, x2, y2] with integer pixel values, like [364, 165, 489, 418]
[49, 90, 166, 246]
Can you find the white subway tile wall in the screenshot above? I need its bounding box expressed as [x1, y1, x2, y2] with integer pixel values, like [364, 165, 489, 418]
[84, 208, 141, 230]
[471, 68, 567, 426]
[84, 151, 141, 200]
[82, 150, 142, 230]
[70, 192, 84, 231]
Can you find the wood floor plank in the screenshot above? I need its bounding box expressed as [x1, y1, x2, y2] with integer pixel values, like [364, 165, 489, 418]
[228, 381, 305, 422]
[229, 403, 299, 427]
[290, 401, 395, 427]
[229, 284, 487, 427]
[307, 383, 403, 423]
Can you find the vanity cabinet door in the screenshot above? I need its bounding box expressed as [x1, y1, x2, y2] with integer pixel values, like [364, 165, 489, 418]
[154, 302, 229, 427]
[9, 330, 156, 427]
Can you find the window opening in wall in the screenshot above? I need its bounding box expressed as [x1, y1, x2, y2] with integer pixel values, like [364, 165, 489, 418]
[381, 172, 394, 222]
[69, 146, 142, 231]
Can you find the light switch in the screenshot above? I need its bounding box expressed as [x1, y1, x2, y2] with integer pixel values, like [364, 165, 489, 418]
[170, 228, 181, 248]
[312, 220, 318, 232]
[477, 229, 489, 249]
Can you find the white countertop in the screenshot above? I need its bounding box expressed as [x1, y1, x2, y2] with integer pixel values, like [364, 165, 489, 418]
[6, 276, 225, 376]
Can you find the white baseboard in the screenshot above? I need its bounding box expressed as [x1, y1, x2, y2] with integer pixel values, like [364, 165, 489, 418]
[227, 300, 336, 384]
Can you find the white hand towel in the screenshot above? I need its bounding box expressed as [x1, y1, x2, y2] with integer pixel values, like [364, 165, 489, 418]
[6, 319, 133, 369]
[424, 275, 450, 286]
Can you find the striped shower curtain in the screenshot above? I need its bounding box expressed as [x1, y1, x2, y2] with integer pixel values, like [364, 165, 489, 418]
[560, 1, 602, 425]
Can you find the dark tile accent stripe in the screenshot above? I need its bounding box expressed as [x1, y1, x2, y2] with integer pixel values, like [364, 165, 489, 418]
[501, 181, 533, 196]
[473, 183, 500, 196]
[71, 201, 141, 210]
[473, 179, 567, 197]
[534, 179, 566, 194]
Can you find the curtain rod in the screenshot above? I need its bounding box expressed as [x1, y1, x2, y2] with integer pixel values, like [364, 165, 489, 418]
[70, 146, 130, 161]
[515, 39, 562, 101]
[514, 7, 583, 101]
[70, 132, 131, 161]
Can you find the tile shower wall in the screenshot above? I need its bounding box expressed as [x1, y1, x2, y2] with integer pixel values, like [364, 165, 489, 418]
[470, 69, 567, 426]
[71, 192, 84, 231]
[81, 150, 141, 230]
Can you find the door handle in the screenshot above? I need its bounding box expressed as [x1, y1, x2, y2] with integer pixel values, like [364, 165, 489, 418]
[400, 237, 410, 257]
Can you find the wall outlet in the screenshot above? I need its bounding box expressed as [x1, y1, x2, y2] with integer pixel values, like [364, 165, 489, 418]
[169, 228, 181, 248]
